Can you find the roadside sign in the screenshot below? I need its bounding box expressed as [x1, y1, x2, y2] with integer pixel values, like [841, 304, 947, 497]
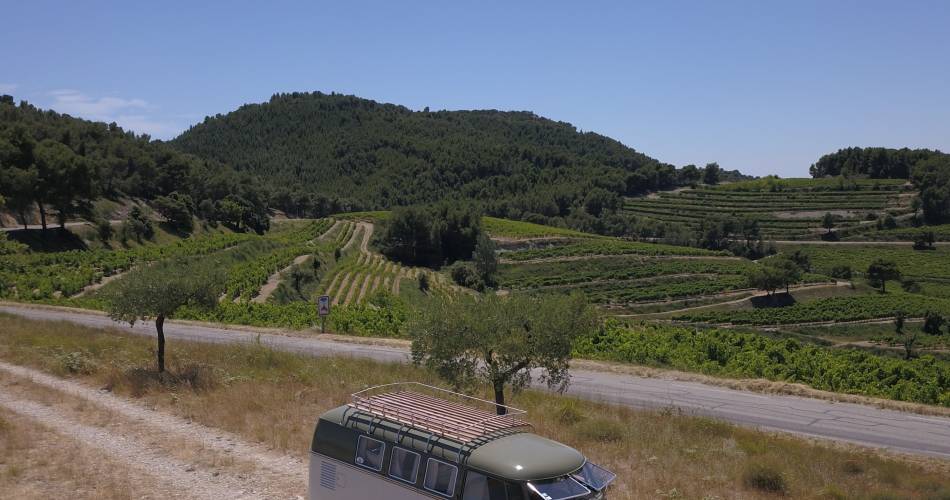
[318, 295, 331, 317]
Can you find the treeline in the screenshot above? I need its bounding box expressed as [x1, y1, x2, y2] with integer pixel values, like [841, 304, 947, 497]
[0, 96, 270, 233]
[172, 92, 747, 231]
[810, 147, 948, 179]
[911, 155, 950, 224]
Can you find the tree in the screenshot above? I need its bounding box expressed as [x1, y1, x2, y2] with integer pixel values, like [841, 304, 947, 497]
[821, 212, 835, 235]
[703, 162, 722, 185]
[747, 266, 783, 296]
[893, 310, 917, 360]
[866, 259, 901, 293]
[768, 256, 802, 294]
[34, 139, 94, 230]
[912, 231, 935, 250]
[410, 293, 598, 415]
[472, 232, 498, 289]
[153, 192, 195, 233]
[104, 260, 219, 373]
[923, 311, 945, 336]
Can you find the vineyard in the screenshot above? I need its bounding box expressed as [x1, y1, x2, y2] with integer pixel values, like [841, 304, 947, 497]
[676, 290, 950, 326]
[499, 238, 727, 261]
[624, 179, 914, 240]
[779, 244, 950, 280]
[575, 321, 950, 406]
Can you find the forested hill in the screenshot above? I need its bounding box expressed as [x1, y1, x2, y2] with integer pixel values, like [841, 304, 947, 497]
[171, 92, 709, 225]
[810, 147, 949, 179]
[0, 96, 270, 232]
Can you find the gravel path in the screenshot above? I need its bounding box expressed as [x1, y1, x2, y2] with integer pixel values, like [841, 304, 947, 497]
[0, 361, 306, 498]
[252, 254, 311, 304]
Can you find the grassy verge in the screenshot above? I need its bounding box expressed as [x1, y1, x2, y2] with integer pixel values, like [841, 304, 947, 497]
[1, 313, 949, 499]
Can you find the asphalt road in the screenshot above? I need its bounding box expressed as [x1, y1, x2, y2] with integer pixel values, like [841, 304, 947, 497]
[2, 304, 949, 459]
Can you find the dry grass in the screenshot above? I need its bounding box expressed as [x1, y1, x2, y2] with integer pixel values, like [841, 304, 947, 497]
[1, 313, 949, 499]
[0, 407, 165, 499]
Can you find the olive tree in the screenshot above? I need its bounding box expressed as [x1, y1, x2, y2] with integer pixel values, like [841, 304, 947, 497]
[104, 260, 219, 373]
[409, 293, 599, 415]
[867, 259, 901, 293]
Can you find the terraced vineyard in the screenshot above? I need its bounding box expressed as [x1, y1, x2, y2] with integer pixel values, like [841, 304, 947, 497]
[779, 244, 950, 280]
[624, 179, 914, 240]
[317, 221, 461, 306]
[676, 290, 950, 326]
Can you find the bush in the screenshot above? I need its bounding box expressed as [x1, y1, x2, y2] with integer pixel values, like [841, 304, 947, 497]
[742, 463, 787, 494]
[54, 350, 98, 375]
[829, 265, 853, 280]
[121, 206, 154, 242]
[924, 311, 945, 336]
[448, 261, 484, 291]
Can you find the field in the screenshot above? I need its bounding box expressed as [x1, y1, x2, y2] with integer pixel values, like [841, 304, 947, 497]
[778, 244, 950, 280]
[1, 314, 948, 499]
[624, 178, 914, 240]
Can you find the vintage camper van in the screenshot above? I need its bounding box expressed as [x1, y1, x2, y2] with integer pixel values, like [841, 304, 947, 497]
[310, 383, 616, 500]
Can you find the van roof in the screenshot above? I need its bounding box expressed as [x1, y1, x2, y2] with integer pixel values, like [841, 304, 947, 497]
[316, 404, 586, 481]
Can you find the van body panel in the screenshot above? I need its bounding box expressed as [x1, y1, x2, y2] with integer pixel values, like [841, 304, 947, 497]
[309, 453, 441, 500]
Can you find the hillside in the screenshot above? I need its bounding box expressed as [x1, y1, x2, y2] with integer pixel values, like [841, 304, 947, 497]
[0, 96, 269, 232]
[170, 92, 706, 226]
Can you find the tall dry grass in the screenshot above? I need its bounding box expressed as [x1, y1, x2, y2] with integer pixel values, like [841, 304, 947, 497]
[1, 313, 949, 499]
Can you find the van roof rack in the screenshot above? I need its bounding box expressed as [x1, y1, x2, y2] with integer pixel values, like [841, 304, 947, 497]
[349, 382, 532, 444]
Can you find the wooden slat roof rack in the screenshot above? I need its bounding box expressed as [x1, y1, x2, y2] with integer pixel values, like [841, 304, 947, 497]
[349, 382, 532, 444]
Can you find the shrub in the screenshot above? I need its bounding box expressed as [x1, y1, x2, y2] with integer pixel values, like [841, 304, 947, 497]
[829, 265, 853, 280]
[448, 261, 484, 291]
[923, 312, 945, 336]
[742, 463, 787, 494]
[54, 350, 98, 375]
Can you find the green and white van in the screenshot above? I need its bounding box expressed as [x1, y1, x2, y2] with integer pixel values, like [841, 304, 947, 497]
[310, 383, 616, 500]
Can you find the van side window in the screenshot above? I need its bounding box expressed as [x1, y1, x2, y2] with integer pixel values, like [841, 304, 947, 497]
[463, 471, 510, 500]
[355, 436, 385, 471]
[389, 447, 420, 483]
[423, 458, 458, 497]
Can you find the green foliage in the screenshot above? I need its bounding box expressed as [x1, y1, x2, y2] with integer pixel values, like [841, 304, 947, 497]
[377, 203, 481, 267]
[328, 292, 410, 337]
[809, 146, 948, 179]
[498, 256, 754, 289]
[409, 293, 599, 411]
[472, 232, 498, 288]
[120, 206, 155, 243]
[481, 217, 593, 239]
[574, 321, 950, 406]
[677, 292, 950, 325]
[448, 261, 484, 291]
[0, 231, 254, 299]
[170, 92, 711, 232]
[784, 245, 950, 281]
[153, 192, 195, 233]
[911, 155, 950, 224]
[502, 238, 726, 261]
[867, 259, 901, 292]
[703, 162, 721, 185]
[103, 258, 221, 324]
[0, 98, 267, 230]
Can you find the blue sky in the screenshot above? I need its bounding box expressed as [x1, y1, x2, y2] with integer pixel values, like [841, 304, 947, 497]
[3, 1, 948, 177]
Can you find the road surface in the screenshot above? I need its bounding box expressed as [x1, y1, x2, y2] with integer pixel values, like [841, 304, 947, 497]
[2, 304, 949, 459]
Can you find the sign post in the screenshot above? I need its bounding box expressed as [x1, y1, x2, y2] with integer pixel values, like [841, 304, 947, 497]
[317, 295, 331, 333]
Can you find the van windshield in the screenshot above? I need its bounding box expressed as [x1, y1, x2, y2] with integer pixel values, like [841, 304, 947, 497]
[526, 477, 590, 500]
[571, 461, 616, 491]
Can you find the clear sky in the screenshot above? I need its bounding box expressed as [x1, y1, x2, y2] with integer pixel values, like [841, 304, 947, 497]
[3, 0, 948, 177]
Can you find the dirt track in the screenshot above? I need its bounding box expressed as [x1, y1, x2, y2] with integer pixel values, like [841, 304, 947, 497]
[0, 361, 305, 499]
